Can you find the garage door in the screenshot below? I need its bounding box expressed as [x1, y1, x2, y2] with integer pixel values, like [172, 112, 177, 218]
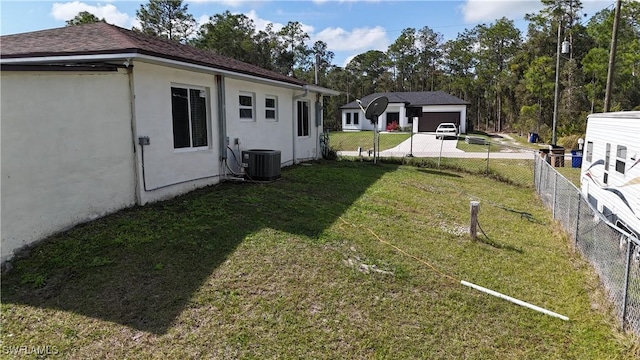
[417, 112, 460, 132]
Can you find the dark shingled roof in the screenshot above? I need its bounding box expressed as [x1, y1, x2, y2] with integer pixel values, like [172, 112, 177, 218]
[341, 91, 469, 109]
[0, 22, 306, 86]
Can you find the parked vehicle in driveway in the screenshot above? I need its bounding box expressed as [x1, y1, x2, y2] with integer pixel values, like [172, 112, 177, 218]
[435, 123, 458, 139]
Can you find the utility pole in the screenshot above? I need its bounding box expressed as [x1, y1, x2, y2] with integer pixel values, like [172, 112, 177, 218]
[552, 19, 562, 146]
[604, 0, 622, 112]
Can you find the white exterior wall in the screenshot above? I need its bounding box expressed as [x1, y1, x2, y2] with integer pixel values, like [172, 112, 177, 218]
[342, 109, 367, 131]
[225, 78, 321, 165]
[342, 104, 467, 133]
[131, 62, 222, 204]
[1, 60, 328, 262]
[1, 70, 136, 262]
[342, 104, 412, 132]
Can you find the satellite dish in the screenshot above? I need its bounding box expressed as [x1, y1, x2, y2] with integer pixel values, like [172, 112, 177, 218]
[364, 96, 389, 122]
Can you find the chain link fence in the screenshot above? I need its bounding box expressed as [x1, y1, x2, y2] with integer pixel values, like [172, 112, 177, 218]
[324, 130, 539, 187]
[535, 155, 640, 334]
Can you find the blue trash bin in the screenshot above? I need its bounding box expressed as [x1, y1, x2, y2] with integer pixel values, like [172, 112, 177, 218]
[571, 150, 583, 168]
[529, 133, 538, 143]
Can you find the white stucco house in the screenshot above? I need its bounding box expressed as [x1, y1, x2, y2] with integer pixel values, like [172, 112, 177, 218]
[340, 92, 469, 134]
[0, 22, 339, 262]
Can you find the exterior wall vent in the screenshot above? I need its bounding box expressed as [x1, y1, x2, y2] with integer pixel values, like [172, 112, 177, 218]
[242, 149, 281, 181]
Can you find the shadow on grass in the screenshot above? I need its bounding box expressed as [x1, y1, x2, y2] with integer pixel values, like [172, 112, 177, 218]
[1, 161, 396, 334]
[416, 168, 463, 178]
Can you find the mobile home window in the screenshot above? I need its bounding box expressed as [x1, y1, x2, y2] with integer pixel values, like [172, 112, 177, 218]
[354, 112, 359, 125]
[171, 86, 208, 149]
[604, 143, 611, 184]
[616, 145, 627, 174]
[297, 100, 310, 137]
[265, 96, 277, 121]
[346, 113, 351, 125]
[239, 92, 254, 120]
[585, 141, 593, 162]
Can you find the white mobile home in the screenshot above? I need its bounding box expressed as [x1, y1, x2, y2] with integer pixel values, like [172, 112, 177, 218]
[0, 23, 338, 263]
[580, 111, 640, 237]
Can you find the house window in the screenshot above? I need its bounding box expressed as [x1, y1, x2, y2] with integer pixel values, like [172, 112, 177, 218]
[297, 100, 310, 137]
[239, 92, 254, 120]
[353, 112, 359, 125]
[171, 86, 208, 149]
[346, 113, 351, 125]
[265, 95, 277, 121]
[616, 145, 627, 174]
[585, 141, 593, 162]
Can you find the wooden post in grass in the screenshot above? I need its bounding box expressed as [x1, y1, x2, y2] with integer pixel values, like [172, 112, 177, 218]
[470, 201, 480, 240]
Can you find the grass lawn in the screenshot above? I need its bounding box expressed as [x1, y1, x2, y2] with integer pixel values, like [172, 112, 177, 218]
[555, 165, 582, 187]
[329, 131, 410, 151]
[1, 161, 638, 359]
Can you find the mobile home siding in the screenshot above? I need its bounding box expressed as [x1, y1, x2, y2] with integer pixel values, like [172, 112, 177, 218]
[581, 112, 640, 235]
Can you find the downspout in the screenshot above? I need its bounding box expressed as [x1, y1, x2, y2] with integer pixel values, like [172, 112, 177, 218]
[125, 61, 142, 205]
[315, 93, 323, 160]
[216, 75, 227, 175]
[292, 87, 308, 165]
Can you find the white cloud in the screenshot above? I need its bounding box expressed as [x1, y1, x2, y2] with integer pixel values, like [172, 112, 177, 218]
[244, 10, 314, 35]
[460, 0, 542, 23]
[460, 0, 615, 24]
[187, 0, 247, 6]
[313, 26, 388, 52]
[51, 1, 135, 28]
[242, 9, 388, 67]
[196, 14, 210, 27]
[312, 0, 381, 3]
[245, 9, 283, 32]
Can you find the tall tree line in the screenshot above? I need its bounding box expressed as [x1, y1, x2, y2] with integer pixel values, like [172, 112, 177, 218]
[70, 0, 640, 140]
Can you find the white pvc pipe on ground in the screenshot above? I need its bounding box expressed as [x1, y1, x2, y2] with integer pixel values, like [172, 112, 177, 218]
[461, 280, 569, 321]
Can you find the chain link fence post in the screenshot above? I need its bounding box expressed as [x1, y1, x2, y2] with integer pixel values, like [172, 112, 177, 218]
[622, 237, 632, 331]
[552, 171, 558, 219]
[575, 192, 581, 245]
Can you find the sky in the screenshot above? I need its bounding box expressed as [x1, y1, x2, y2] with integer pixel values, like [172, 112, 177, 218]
[0, 0, 617, 67]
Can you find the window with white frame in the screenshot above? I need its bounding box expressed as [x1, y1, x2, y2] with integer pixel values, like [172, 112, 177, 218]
[297, 100, 310, 137]
[346, 113, 351, 125]
[171, 86, 208, 149]
[265, 95, 277, 121]
[353, 112, 359, 125]
[239, 92, 255, 120]
[586, 141, 593, 162]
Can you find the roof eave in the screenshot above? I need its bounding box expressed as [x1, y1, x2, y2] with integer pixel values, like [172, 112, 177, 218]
[0, 51, 307, 90]
[304, 84, 340, 96]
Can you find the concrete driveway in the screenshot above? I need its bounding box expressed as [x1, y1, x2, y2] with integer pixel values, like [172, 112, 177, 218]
[338, 133, 536, 159]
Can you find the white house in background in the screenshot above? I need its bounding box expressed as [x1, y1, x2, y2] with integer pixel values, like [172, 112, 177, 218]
[340, 91, 469, 134]
[0, 22, 339, 262]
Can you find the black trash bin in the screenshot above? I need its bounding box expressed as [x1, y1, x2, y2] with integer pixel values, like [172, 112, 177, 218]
[570, 149, 583, 168]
